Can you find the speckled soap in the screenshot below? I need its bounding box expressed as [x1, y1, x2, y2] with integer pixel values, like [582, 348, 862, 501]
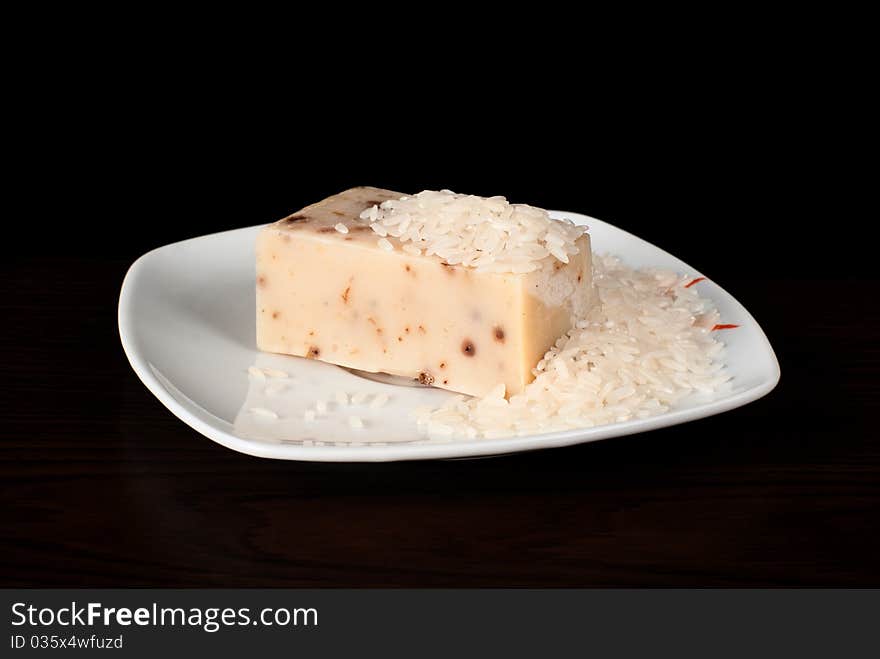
[255, 187, 593, 397]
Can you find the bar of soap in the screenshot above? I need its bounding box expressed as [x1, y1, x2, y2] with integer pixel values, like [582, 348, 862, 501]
[255, 187, 592, 397]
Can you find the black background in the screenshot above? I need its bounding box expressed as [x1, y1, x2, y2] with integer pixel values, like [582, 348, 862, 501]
[2, 32, 877, 587]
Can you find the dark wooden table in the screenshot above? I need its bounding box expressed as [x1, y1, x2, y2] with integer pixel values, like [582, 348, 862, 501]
[2, 255, 878, 587]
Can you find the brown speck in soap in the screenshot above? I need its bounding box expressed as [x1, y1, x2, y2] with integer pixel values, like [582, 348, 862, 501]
[418, 325, 426, 334]
[404, 326, 410, 334]
[441, 263, 455, 274]
[307, 346, 320, 359]
[317, 227, 336, 233]
[282, 214, 308, 224]
[257, 276, 267, 288]
[443, 379, 448, 385]
[342, 286, 351, 304]
[417, 371, 435, 386]
[577, 273, 582, 282]
[404, 264, 412, 274]
[332, 210, 346, 217]
[308, 330, 315, 336]
[272, 311, 280, 319]
[376, 328, 383, 335]
[350, 225, 371, 233]
[461, 339, 476, 357]
[439, 361, 446, 369]
[494, 326, 505, 342]
[554, 261, 563, 271]
[367, 316, 376, 325]
[398, 336, 403, 342]
[344, 236, 353, 241]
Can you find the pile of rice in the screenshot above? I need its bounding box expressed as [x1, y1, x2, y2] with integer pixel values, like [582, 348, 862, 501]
[359, 190, 586, 273]
[414, 255, 732, 439]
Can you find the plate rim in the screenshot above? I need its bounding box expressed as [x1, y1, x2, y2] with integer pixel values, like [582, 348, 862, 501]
[118, 212, 781, 462]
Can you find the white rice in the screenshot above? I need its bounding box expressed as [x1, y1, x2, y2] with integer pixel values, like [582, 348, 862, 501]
[249, 407, 278, 420]
[350, 391, 369, 405]
[360, 190, 585, 274]
[334, 223, 349, 234]
[414, 255, 733, 439]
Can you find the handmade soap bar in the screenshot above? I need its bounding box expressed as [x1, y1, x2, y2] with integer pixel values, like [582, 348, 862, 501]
[255, 187, 592, 397]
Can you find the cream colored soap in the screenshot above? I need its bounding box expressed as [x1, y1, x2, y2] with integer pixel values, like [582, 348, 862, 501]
[256, 187, 592, 397]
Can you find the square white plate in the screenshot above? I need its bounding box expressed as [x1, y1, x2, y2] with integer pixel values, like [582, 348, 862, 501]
[118, 211, 779, 462]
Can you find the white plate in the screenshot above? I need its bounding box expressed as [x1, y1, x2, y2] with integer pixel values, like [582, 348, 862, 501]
[118, 211, 779, 462]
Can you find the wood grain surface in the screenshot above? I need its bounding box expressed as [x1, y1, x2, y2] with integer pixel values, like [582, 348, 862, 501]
[1, 255, 877, 587]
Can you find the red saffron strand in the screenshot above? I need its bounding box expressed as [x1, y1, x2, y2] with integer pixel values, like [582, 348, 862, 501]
[711, 324, 740, 331]
[684, 277, 706, 288]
